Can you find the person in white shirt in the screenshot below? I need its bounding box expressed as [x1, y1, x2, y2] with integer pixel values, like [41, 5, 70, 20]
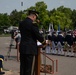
[14, 30, 21, 61]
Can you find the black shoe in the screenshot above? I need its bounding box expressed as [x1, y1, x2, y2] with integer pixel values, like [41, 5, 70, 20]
[0, 72, 5, 74]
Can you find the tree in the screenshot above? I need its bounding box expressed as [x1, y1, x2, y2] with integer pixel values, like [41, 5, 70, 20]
[71, 9, 76, 28]
[9, 9, 23, 26]
[57, 6, 72, 18]
[35, 1, 50, 29]
[49, 6, 72, 30]
[0, 2, 76, 31]
[0, 13, 11, 27]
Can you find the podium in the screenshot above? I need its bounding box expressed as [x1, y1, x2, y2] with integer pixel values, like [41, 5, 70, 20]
[35, 45, 58, 75]
[35, 45, 43, 75]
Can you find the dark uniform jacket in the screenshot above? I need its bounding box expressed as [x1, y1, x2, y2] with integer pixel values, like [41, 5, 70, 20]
[65, 34, 73, 46]
[73, 36, 76, 42]
[19, 17, 44, 55]
[57, 34, 65, 46]
[51, 34, 57, 45]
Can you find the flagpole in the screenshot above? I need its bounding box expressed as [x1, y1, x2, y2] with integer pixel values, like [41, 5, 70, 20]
[20, 0, 24, 11]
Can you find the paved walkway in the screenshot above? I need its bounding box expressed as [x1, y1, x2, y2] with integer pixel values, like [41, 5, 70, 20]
[0, 37, 76, 75]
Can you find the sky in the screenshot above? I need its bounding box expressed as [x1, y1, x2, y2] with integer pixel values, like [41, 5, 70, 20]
[0, 0, 76, 15]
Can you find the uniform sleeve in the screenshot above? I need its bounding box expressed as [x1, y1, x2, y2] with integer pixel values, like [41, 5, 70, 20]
[14, 34, 18, 39]
[31, 23, 45, 43]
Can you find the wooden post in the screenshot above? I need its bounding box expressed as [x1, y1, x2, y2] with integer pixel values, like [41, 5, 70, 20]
[35, 45, 42, 75]
[17, 43, 20, 61]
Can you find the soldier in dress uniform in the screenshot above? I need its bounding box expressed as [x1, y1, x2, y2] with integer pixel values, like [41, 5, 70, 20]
[65, 31, 74, 56]
[65, 31, 73, 47]
[19, 9, 46, 75]
[57, 31, 65, 55]
[51, 31, 57, 54]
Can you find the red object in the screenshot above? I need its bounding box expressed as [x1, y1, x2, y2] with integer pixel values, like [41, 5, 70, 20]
[73, 30, 76, 36]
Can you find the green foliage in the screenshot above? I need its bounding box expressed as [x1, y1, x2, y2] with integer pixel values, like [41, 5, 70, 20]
[49, 6, 72, 30]
[71, 9, 76, 28]
[35, 1, 50, 29]
[0, 13, 11, 27]
[9, 9, 23, 26]
[0, 2, 76, 32]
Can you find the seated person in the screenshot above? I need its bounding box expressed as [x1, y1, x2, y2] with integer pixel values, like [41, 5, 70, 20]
[0, 55, 5, 74]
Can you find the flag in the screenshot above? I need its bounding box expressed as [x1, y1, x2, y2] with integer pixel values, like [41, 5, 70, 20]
[51, 24, 54, 32]
[48, 23, 54, 35]
[73, 30, 76, 37]
[48, 23, 51, 32]
[48, 23, 52, 35]
[57, 24, 60, 35]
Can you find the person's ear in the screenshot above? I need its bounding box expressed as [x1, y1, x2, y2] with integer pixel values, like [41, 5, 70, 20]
[32, 15, 34, 18]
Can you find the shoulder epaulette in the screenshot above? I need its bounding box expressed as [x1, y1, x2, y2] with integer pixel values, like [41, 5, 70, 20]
[33, 21, 37, 24]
